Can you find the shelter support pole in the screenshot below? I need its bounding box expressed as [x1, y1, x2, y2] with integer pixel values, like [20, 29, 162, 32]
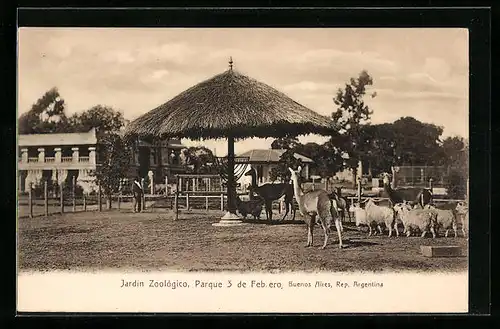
[213, 135, 246, 226]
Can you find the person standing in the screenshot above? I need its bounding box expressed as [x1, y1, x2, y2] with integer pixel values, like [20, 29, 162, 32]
[132, 176, 144, 213]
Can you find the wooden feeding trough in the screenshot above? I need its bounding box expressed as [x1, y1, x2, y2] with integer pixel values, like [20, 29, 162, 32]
[420, 245, 465, 258]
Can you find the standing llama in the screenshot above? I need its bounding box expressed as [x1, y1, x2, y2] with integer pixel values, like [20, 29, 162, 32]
[288, 166, 344, 249]
[244, 167, 296, 221]
[382, 173, 432, 208]
[328, 186, 351, 226]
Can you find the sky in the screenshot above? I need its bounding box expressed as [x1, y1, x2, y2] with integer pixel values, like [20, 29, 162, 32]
[18, 28, 469, 156]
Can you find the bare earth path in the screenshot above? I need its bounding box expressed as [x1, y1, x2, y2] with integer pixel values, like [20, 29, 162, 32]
[18, 210, 468, 273]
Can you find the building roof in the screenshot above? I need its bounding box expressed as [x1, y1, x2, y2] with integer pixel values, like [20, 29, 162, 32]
[18, 128, 185, 149]
[18, 128, 98, 147]
[238, 149, 314, 163]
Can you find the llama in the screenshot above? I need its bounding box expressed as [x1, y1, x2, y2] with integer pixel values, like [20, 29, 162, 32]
[382, 174, 432, 208]
[244, 167, 296, 221]
[288, 166, 344, 249]
[328, 186, 351, 226]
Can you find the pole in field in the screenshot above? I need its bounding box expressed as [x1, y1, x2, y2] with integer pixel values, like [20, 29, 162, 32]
[60, 182, 64, 214]
[72, 176, 76, 212]
[28, 182, 33, 218]
[44, 180, 48, 217]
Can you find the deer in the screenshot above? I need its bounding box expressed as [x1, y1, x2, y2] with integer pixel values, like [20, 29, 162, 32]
[288, 166, 344, 249]
[244, 167, 296, 221]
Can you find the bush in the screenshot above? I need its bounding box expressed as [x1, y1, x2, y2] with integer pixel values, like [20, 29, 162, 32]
[444, 169, 467, 199]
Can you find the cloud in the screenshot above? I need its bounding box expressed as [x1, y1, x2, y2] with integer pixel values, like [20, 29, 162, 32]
[17, 27, 469, 147]
[99, 50, 136, 64]
[282, 81, 337, 93]
[374, 88, 464, 101]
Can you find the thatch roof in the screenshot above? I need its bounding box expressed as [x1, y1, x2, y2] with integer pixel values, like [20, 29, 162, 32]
[124, 68, 336, 141]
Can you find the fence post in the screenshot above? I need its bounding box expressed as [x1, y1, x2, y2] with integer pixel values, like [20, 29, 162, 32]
[220, 193, 224, 211]
[357, 177, 362, 204]
[60, 182, 64, 214]
[118, 195, 121, 210]
[174, 177, 179, 221]
[28, 182, 33, 218]
[98, 185, 102, 212]
[205, 196, 209, 211]
[428, 178, 433, 194]
[141, 178, 146, 211]
[83, 193, 87, 211]
[72, 176, 76, 212]
[44, 180, 48, 217]
[186, 193, 190, 210]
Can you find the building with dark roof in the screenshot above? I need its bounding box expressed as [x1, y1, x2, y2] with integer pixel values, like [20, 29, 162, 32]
[237, 148, 314, 184]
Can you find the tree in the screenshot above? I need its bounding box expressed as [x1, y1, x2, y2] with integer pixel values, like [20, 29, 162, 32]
[441, 136, 468, 199]
[271, 137, 300, 150]
[68, 105, 128, 133]
[269, 149, 302, 182]
[18, 87, 71, 134]
[294, 142, 343, 178]
[440, 136, 467, 167]
[330, 70, 376, 186]
[391, 117, 444, 166]
[180, 146, 216, 174]
[93, 132, 132, 209]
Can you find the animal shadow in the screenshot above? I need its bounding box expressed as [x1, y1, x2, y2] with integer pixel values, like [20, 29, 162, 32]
[340, 239, 380, 249]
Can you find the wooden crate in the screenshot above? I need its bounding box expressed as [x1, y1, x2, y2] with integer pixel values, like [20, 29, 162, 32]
[420, 245, 465, 258]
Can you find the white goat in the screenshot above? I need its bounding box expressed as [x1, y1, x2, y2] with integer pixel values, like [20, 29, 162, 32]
[393, 205, 438, 238]
[363, 199, 397, 237]
[351, 203, 376, 236]
[424, 204, 458, 238]
[455, 201, 469, 236]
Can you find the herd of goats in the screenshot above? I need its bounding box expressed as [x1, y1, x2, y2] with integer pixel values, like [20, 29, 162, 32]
[235, 166, 469, 250]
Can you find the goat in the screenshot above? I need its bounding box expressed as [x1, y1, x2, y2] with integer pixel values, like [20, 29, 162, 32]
[235, 195, 264, 220]
[363, 198, 398, 237]
[455, 201, 469, 236]
[288, 166, 343, 249]
[424, 204, 458, 238]
[351, 202, 378, 236]
[393, 204, 438, 238]
[245, 167, 296, 221]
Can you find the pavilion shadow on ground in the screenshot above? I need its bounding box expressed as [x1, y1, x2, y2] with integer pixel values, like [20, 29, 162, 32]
[241, 219, 305, 225]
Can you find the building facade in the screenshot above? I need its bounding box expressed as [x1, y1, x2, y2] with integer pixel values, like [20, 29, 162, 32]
[237, 149, 314, 186]
[18, 128, 186, 194]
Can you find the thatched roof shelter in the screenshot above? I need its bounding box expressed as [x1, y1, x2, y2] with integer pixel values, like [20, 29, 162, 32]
[124, 68, 335, 141]
[124, 60, 337, 224]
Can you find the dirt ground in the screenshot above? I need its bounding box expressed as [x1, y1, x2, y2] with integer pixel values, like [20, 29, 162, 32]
[17, 209, 468, 273]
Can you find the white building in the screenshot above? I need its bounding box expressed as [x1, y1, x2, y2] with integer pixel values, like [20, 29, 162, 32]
[17, 128, 185, 194]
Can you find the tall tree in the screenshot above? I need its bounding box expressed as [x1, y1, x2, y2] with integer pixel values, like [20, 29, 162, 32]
[68, 105, 128, 133]
[391, 117, 444, 166]
[18, 87, 70, 134]
[330, 70, 376, 186]
[93, 132, 132, 208]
